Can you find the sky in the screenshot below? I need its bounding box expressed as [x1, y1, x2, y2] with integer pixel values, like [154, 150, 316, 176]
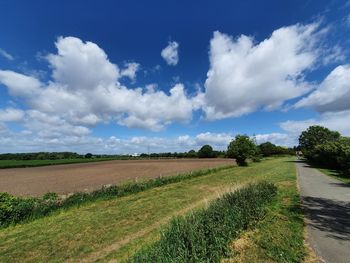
[0, 0, 350, 154]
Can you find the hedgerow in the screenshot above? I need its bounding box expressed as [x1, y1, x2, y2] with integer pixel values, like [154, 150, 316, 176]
[129, 181, 277, 263]
[0, 165, 233, 228]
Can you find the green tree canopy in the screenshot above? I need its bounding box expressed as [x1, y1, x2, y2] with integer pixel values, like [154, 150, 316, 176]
[299, 125, 340, 159]
[299, 125, 340, 151]
[198, 145, 214, 158]
[227, 135, 257, 166]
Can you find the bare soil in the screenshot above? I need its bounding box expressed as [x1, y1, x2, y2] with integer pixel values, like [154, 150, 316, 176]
[0, 158, 233, 196]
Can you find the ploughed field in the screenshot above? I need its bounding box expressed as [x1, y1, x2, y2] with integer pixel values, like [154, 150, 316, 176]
[0, 158, 233, 196]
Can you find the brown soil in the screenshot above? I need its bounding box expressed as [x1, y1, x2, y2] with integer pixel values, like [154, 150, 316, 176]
[0, 158, 233, 197]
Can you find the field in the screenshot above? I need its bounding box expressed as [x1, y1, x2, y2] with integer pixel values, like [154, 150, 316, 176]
[0, 157, 305, 262]
[0, 158, 232, 196]
[0, 158, 119, 169]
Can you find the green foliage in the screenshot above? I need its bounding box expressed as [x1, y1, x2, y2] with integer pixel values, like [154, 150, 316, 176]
[299, 125, 340, 159]
[198, 145, 215, 158]
[258, 142, 294, 157]
[298, 125, 350, 172]
[129, 181, 277, 263]
[0, 165, 233, 228]
[84, 153, 93, 158]
[227, 135, 258, 166]
[312, 137, 350, 170]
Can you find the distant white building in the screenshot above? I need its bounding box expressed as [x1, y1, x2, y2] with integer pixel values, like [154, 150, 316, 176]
[131, 153, 140, 157]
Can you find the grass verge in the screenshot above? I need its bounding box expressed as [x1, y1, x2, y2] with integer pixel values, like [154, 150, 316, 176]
[317, 168, 350, 184]
[129, 181, 277, 262]
[223, 160, 305, 262]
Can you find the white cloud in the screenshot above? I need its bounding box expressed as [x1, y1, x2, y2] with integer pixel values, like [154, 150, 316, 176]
[295, 65, 350, 113]
[254, 133, 292, 146]
[195, 132, 233, 146]
[0, 70, 41, 97]
[0, 108, 24, 122]
[0, 36, 198, 133]
[120, 62, 140, 81]
[281, 110, 350, 138]
[161, 41, 179, 66]
[203, 23, 320, 120]
[0, 48, 14, 61]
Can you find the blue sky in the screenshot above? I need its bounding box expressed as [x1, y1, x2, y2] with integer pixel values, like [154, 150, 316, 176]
[0, 0, 350, 154]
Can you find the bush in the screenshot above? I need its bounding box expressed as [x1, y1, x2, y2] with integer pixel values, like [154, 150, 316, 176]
[129, 181, 277, 263]
[227, 135, 258, 166]
[312, 137, 350, 170]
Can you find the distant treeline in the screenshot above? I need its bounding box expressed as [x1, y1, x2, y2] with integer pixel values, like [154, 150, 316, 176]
[0, 152, 117, 160]
[0, 142, 294, 161]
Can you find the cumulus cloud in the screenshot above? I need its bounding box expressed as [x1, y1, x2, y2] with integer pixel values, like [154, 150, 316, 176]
[195, 132, 233, 146]
[0, 108, 24, 122]
[161, 41, 179, 66]
[203, 23, 320, 120]
[0, 36, 198, 134]
[281, 110, 350, 138]
[0, 48, 14, 61]
[295, 65, 350, 113]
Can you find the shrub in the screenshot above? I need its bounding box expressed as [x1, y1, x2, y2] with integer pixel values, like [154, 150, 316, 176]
[129, 181, 277, 263]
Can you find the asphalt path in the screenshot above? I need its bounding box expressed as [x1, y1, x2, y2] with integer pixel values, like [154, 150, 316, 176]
[296, 161, 350, 263]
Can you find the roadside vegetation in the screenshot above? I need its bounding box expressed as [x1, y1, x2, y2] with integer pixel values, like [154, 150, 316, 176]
[224, 160, 304, 263]
[0, 157, 304, 262]
[298, 125, 350, 182]
[129, 181, 277, 262]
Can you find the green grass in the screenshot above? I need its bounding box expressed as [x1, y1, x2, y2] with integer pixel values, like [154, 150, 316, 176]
[223, 159, 305, 263]
[0, 157, 304, 262]
[317, 168, 350, 184]
[129, 182, 277, 262]
[0, 158, 121, 169]
[0, 165, 233, 228]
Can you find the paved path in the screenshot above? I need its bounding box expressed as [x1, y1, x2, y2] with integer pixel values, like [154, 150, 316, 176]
[296, 161, 350, 263]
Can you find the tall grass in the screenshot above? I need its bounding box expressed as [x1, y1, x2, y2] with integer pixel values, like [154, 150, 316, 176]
[129, 181, 277, 263]
[0, 165, 233, 228]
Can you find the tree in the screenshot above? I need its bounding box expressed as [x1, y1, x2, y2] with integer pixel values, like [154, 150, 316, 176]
[198, 145, 214, 158]
[186, 150, 197, 158]
[258, 142, 276, 157]
[227, 135, 257, 166]
[299, 125, 340, 160]
[85, 153, 93, 158]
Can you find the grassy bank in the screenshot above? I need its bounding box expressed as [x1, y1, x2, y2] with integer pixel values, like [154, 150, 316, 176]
[224, 159, 305, 262]
[0, 158, 119, 169]
[129, 182, 277, 262]
[0, 157, 304, 262]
